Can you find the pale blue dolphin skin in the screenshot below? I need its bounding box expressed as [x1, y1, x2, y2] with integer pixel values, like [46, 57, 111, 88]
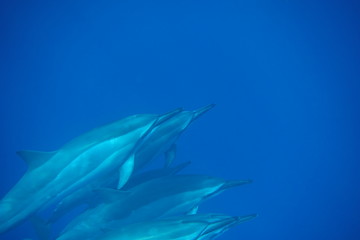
[56, 175, 251, 240]
[189, 214, 257, 240]
[122, 161, 191, 190]
[99, 213, 257, 240]
[134, 104, 215, 170]
[48, 161, 191, 223]
[48, 104, 214, 223]
[0, 109, 181, 234]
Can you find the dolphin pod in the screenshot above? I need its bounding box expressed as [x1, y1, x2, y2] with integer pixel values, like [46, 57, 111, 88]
[48, 105, 214, 224]
[56, 175, 252, 240]
[0, 105, 256, 240]
[49, 161, 192, 224]
[0, 109, 180, 234]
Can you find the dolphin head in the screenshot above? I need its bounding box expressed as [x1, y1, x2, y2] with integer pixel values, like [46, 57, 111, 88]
[198, 214, 257, 239]
[191, 104, 216, 122]
[221, 179, 253, 190]
[199, 178, 252, 201]
[154, 108, 183, 126]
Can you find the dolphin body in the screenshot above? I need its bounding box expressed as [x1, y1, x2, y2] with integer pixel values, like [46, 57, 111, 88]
[48, 161, 191, 223]
[122, 161, 191, 190]
[0, 109, 181, 234]
[99, 214, 257, 240]
[48, 105, 215, 223]
[56, 175, 251, 240]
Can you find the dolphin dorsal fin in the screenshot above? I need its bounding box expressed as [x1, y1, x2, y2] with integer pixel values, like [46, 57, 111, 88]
[93, 188, 131, 204]
[17, 150, 56, 170]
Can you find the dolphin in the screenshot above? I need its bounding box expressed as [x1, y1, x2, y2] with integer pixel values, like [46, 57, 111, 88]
[56, 175, 251, 240]
[0, 108, 181, 234]
[188, 214, 257, 240]
[122, 161, 191, 190]
[134, 104, 215, 170]
[48, 104, 215, 223]
[48, 161, 191, 223]
[99, 213, 257, 240]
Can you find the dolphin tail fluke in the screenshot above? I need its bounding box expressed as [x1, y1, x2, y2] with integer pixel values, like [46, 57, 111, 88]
[222, 179, 252, 190]
[192, 104, 216, 121]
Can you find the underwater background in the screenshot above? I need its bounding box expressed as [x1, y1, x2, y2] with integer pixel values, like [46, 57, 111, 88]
[0, 0, 359, 239]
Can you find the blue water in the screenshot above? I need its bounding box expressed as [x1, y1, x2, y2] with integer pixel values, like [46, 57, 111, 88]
[1, 0, 359, 239]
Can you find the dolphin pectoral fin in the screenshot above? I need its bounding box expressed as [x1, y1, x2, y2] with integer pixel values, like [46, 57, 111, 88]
[164, 144, 177, 168]
[117, 154, 135, 189]
[49, 187, 92, 223]
[170, 161, 191, 175]
[186, 205, 199, 215]
[17, 150, 57, 170]
[92, 188, 131, 203]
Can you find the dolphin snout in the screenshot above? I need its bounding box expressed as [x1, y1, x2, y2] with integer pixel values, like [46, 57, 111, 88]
[192, 104, 216, 121]
[221, 179, 252, 190]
